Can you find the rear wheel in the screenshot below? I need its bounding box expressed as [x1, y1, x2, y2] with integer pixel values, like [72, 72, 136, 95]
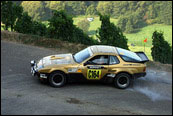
[49, 71, 67, 87]
[114, 73, 131, 89]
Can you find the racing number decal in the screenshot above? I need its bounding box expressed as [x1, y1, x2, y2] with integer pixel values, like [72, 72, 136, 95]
[87, 69, 101, 79]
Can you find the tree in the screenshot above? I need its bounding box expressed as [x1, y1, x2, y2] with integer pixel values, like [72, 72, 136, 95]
[47, 10, 74, 41]
[86, 4, 97, 16]
[47, 10, 97, 45]
[32, 21, 47, 36]
[96, 1, 113, 16]
[1, 1, 23, 31]
[96, 13, 129, 50]
[1, 1, 13, 30]
[48, 1, 65, 11]
[72, 26, 98, 45]
[159, 1, 172, 25]
[21, 1, 51, 21]
[151, 31, 172, 64]
[77, 19, 90, 33]
[14, 12, 33, 34]
[64, 1, 87, 16]
[10, 3, 23, 31]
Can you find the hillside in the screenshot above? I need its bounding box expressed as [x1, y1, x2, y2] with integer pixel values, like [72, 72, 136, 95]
[12, 1, 172, 26]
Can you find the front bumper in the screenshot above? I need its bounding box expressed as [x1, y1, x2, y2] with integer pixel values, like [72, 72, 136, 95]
[31, 60, 48, 79]
[31, 60, 38, 76]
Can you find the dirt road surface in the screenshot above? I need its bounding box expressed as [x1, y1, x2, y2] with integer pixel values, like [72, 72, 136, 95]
[1, 40, 172, 115]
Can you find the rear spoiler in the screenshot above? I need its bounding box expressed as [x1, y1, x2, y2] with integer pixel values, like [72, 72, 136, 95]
[135, 52, 149, 63]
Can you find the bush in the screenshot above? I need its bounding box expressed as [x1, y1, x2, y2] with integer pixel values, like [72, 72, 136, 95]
[151, 31, 172, 64]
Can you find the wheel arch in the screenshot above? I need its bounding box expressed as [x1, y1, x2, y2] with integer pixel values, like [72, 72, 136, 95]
[115, 71, 133, 79]
[48, 70, 68, 78]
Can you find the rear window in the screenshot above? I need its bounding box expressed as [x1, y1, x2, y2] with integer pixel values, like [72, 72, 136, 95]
[116, 47, 142, 62]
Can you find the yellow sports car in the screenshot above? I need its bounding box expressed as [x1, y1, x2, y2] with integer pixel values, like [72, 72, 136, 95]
[31, 45, 149, 89]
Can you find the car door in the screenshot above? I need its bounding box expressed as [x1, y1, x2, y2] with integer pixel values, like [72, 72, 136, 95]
[82, 55, 109, 80]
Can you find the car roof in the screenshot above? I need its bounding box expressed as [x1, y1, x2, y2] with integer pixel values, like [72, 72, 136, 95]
[88, 45, 118, 54]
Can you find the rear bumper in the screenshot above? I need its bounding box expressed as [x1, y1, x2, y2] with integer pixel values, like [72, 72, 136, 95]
[133, 72, 146, 79]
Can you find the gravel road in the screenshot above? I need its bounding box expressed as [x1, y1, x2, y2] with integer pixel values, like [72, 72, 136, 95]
[1, 40, 172, 115]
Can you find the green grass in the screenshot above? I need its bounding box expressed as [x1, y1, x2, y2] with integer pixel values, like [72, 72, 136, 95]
[125, 24, 172, 47]
[125, 24, 172, 60]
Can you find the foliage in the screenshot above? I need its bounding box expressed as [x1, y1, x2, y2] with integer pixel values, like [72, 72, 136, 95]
[18, 1, 172, 32]
[159, 1, 172, 25]
[117, 12, 147, 33]
[14, 12, 33, 34]
[21, 1, 52, 21]
[47, 10, 74, 41]
[72, 26, 98, 45]
[151, 31, 172, 64]
[47, 10, 97, 45]
[1, 1, 12, 30]
[1, 1, 23, 31]
[64, 1, 87, 16]
[32, 21, 47, 36]
[77, 19, 90, 33]
[96, 1, 114, 16]
[47, 1, 65, 11]
[96, 13, 129, 50]
[86, 4, 97, 16]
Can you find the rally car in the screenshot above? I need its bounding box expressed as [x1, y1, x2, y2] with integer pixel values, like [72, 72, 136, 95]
[31, 45, 149, 89]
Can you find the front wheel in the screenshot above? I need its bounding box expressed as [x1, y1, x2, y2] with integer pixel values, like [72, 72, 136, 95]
[49, 71, 67, 87]
[114, 73, 131, 89]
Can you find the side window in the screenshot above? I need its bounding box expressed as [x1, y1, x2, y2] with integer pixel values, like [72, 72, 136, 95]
[109, 55, 120, 65]
[88, 55, 108, 65]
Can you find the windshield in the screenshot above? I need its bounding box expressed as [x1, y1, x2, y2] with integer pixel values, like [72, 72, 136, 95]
[74, 48, 92, 63]
[116, 47, 142, 62]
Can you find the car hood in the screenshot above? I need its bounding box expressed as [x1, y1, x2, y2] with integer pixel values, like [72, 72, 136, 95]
[37, 53, 76, 68]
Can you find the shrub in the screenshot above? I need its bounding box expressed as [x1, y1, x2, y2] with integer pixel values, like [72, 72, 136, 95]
[151, 31, 172, 64]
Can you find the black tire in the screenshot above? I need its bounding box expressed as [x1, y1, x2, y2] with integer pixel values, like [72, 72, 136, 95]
[49, 71, 67, 87]
[114, 73, 131, 89]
